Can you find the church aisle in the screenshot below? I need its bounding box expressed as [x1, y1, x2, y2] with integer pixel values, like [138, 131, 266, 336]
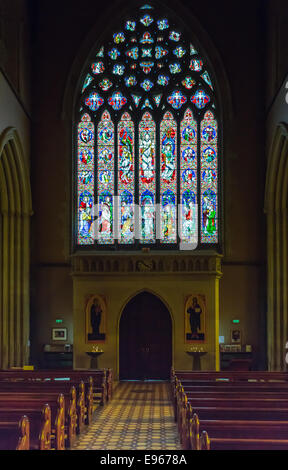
[72, 381, 182, 450]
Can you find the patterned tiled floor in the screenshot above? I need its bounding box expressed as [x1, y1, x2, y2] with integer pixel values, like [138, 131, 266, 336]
[72, 381, 182, 450]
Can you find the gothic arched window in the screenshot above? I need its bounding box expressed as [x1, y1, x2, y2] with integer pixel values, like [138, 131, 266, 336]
[75, 3, 220, 250]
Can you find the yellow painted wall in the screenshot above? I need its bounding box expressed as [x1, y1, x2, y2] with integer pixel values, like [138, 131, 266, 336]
[72, 272, 220, 377]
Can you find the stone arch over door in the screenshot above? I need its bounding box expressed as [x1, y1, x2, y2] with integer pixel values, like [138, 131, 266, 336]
[119, 290, 173, 380]
[0, 127, 32, 368]
[265, 123, 288, 370]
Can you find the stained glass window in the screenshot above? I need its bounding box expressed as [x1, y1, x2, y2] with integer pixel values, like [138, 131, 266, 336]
[97, 111, 114, 244]
[118, 112, 135, 244]
[180, 108, 198, 244]
[77, 114, 95, 245]
[200, 110, 218, 243]
[139, 112, 156, 243]
[160, 112, 177, 244]
[75, 3, 220, 249]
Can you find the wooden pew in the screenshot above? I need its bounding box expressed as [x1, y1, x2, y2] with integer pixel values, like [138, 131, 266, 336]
[0, 406, 51, 450]
[0, 369, 109, 448]
[171, 372, 288, 404]
[0, 393, 65, 450]
[191, 412, 288, 447]
[171, 368, 288, 382]
[0, 415, 30, 450]
[171, 369, 288, 398]
[71, 369, 112, 403]
[185, 396, 288, 408]
[173, 369, 288, 450]
[0, 377, 92, 439]
[0, 369, 109, 406]
[175, 379, 288, 449]
[0, 382, 78, 447]
[181, 390, 288, 427]
[199, 429, 288, 450]
[182, 403, 288, 449]
[173, 376, 288, 425]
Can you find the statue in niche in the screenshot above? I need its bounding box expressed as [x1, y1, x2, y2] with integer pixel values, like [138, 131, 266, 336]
[86, 295, 106, 342]
[185, 294, 206, 342]
[187, 297, 202, 338]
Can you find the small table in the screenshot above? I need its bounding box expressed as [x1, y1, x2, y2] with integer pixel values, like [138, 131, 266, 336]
[86, 351, 103, 369]
[186, 351, 207, 371]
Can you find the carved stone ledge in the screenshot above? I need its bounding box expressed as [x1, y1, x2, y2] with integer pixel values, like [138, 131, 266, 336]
[70, 252, 223, 277]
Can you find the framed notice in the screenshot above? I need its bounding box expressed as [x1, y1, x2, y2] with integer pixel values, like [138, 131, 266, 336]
[52, 328, 67, 341]
[231, 329, 241, 344]
[185, 294, 206, 342]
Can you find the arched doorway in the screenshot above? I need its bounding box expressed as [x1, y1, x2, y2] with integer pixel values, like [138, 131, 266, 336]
[119, 292, 172, 380]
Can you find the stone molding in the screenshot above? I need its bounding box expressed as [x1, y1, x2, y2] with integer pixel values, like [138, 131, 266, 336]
[71, 252, 223, 277]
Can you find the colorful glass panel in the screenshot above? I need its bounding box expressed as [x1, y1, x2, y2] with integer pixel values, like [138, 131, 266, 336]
[169, 63, 181, 74]
[140, 14, 154, 27]
[140, 61, 154, 74]
[91, 62, 105, 74]
[77, 114, 95, 245]
[157, 75, 169, 86]
[108, 48, 120, 60]
[157, 19, 169, 30]
[131, 94, 142, 107]
[155, 46, 168, 59]
[82, 74, 93, 93]
[118, 112, 135, 244]
[140, 4, 153, 9]
[142, 48, 153, 58]
[140, 79, 154, 91]
[108, 92, 127, 110]
[201, 71, 213, 89]
[200, 111, 218, 243]
[140, 32, 154, 44]
[96, 46, 104, 57]
[97, 111, 114, 244]
[169, 31, 181, 42]
[173, 46, 186, 58]
[139, 112, 156, 243]
[85, 92, 104, 111]
[126, 47, 139, 60]
[125, 21, 136, 31]
[190, 59, 203, 71]
[180, 109, 198, 244]
[125, 76, 137, 87]
[160, 111, 177, 243]
[190, 44, 198, 55]
[98, 79, 113, 91]
[141, 98, 153, 110]
[153, 94, 162, 106]
[191, 89, 210, 109]
[113, 32, 125, 44]
[112, 64, 125, 75]
[167, 90, 187, 109]
[181, 76, 196, 90]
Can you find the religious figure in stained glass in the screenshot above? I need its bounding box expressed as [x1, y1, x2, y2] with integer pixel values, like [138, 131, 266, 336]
[120, 191, 134, 243]
[79, 191, 93, 239]
[99, 193, 113, 240]
[141, 191, 155, 242]
[139, 120, 155, 185]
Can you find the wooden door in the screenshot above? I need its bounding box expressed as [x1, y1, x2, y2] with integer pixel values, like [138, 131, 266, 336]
[119, 292, 172, 380]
